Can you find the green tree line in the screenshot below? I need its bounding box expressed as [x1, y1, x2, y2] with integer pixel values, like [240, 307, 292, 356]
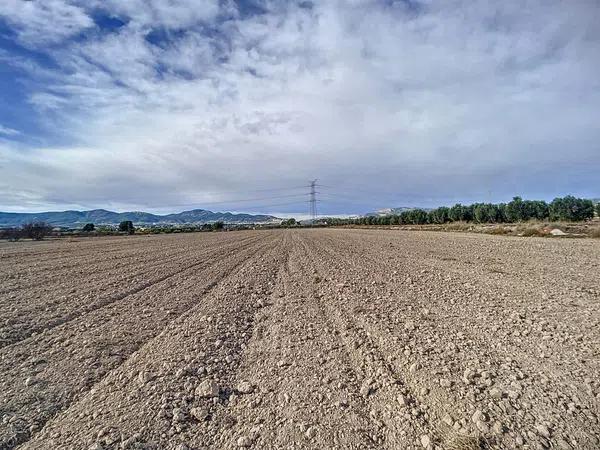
[327, 196, 599, 226]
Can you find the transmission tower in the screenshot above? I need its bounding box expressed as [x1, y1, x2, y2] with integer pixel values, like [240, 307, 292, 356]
[309, 179, 318, 221]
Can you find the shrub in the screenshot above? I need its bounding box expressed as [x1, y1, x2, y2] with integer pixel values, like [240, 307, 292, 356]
[21, 222, 52, 240]
[486, 226, 509, 235]
[118, 220, 135, 234]
[281, 218, 297, 227]
[520, 227, 544, 237]
[0, 227, 22, 241]
[211, 221, 224, 231]
[82, 223, 95, 232]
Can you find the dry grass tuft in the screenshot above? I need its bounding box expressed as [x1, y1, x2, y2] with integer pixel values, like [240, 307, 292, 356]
[519, 226, 545, 237]
[436, 421, 492, 450]
[485, 226, 509, 235]
[444, 434, 487, 450]
[446, 222, 472, 232]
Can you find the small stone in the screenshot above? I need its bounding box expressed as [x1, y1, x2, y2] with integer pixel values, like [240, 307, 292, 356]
[236, 381, 255, 394]
[172, 408, 188, 423]
[195, 380, 219, 398]
[337, 397, 349, 407]
[472, 410, 487, 423]
[492, 421, 504, 434]
[440, 379, 452, 388]
[420, 434, 431, 448]
[360, 382, 372, 397]
[237, 436, 253, 447]
[88, 444, 104, 450]
[442, 413, 453, 426]
[306, 427, 317, 439]
[535, 424, 551, 438]
[138, 371, 154, 384]
[190, 407, 209, 422]
[489, 387, 502, 398]
[174, 445, 189, 450]
[476, 421, 489, 433]
[508, 390, 520, 399]
[24, 377, 35, 387]
[404, 321, 416, 331]
[463, 368, 475, 385]
[397, 394, 407, 406]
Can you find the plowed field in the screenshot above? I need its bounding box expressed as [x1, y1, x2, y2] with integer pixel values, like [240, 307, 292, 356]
[1, 230, 598, 449]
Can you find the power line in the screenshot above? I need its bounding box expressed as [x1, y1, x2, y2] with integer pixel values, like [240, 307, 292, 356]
[191, 185, 311, 196]
[180, 192, 310, 206]
[144, 191, 313, 210]
[132, 182, 330, 213]
[227, 200, 312, 211]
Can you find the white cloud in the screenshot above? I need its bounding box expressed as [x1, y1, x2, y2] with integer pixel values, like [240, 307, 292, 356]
[0, 0, 599, 213]
[0, 125, 20, 136]
[91, 0, 221, 30]
[0, 0, 93, 46]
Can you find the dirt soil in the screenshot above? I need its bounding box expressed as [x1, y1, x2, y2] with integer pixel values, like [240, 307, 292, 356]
[0, 229, 598, 450]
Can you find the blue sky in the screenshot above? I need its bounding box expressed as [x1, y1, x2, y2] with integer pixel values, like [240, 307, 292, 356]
[0, 0, 599, 215]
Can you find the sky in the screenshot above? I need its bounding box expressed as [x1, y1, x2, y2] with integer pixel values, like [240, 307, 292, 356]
[0, 0, 599, 216]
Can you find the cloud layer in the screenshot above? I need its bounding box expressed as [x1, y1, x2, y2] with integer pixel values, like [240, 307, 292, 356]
[0, 0, 599, 214]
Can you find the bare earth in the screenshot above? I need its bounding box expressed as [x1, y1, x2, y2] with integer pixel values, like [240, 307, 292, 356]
[1, 229, 599, 450]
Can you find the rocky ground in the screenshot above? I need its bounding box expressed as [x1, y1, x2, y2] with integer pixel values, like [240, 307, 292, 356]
[0, 229, 598, 449]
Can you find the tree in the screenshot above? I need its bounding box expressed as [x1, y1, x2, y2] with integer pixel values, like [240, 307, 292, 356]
[473, 204, 488, 223]
[119, 220, 135, 234]
[378, 216, 391, 225]
[505, 196, 524, 222]
[428, 207, 450, 224]
[549, 196, 594, 221]
[449, 204, 462, 222]
[518, 200, 549, 221]
[211, 221, 224, 231]
[82, 223, 95, 232]
[497, 203, 508, 222]
[21, 222, 52, 240]
[596, 202, 600, 218]
[281, 218, 297, 227]
[448, 203, 473, 222]
[400, 209, 428, 224]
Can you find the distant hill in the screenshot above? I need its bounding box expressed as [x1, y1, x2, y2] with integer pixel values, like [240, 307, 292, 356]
[367, 207, 432, 217]
[0, 209, 279, 228]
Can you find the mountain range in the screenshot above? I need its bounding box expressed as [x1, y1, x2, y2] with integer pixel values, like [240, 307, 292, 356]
[0, 209, 279, 228]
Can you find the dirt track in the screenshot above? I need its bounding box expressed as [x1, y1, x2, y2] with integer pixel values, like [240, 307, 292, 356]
[1, 230, 599, 449]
